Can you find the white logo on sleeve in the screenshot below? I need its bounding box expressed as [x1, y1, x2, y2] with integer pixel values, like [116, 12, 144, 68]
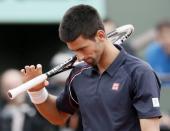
[152, 98, 160, 107]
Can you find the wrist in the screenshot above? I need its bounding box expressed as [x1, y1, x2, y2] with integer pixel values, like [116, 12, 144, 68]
[27, 88, 48, 104]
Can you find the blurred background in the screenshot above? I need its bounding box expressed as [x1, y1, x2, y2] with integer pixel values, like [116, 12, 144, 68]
[0, 0, 170, 131]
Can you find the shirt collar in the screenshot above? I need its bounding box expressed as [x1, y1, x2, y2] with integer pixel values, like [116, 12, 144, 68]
[106, 45, 127, 77]
[90, 45, 127, 77]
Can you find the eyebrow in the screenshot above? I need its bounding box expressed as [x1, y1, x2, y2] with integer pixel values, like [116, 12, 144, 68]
[70, 46, 86, 52]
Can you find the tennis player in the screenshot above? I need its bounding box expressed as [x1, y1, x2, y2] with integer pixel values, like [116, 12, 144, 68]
[21, 4, 161, 131]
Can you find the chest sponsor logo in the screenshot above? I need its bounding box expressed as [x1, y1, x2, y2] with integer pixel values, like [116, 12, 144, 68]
[112, 83, 120, 91]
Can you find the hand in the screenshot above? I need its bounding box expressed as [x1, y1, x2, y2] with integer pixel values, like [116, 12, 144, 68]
[21, 64, 49, 92]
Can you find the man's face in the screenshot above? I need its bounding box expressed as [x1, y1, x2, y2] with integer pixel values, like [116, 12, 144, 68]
[67, 35, 103, 66]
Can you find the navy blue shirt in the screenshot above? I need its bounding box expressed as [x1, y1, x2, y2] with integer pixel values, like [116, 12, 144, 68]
[57, 45, 161, 131]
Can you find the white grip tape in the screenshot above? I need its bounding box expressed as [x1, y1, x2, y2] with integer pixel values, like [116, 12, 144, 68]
[8, 74, 48, 99]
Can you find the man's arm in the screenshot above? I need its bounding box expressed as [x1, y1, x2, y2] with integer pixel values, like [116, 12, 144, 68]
[140, 118, 160, 131]
[132, 67, 161, 131]
[21, 64, 70, 125]
[35, 94, 70, 125]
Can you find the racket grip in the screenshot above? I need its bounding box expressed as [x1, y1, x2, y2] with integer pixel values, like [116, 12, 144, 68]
[8, 74, 48, 99]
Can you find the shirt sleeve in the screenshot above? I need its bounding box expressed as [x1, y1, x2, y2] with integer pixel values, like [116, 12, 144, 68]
[56, 70, 79, 115]
[132, 65, 161, 119]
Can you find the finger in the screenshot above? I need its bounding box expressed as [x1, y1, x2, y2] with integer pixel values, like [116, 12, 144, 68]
[36, 64, 42, 73]
[30, 65, 35, 71]
[44, 80, 49, 87]
[20, 69, 26, 75]
[25, 65, 31, 73]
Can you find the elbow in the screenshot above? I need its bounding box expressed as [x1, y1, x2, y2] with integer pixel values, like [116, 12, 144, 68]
[49, 118, 67, 126]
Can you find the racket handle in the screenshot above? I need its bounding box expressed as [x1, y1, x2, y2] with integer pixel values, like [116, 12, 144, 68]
[8, 74, 48, 99]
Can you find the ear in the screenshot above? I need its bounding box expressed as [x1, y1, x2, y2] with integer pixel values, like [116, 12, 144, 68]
[96, 30, 106, 41]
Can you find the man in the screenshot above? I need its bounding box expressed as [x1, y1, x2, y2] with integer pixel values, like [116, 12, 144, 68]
[145, 20, 170, 85]
[21, 4, 161, 131]
[0, 69, 33, 131]
[0, 69, 59, 131]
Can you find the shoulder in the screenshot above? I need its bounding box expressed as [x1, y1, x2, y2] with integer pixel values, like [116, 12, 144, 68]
[146, 41, 162, 55]
[125, 55, 161, 86]
[124, 54, 154, 76]
[147, 41, 161, 49]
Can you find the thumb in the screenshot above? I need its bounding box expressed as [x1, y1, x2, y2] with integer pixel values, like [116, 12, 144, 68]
[44, 80, 49, 87]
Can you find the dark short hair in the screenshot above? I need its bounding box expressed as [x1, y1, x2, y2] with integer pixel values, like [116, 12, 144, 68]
[156, 20, 170, 31]
[59, 4, 104, 42]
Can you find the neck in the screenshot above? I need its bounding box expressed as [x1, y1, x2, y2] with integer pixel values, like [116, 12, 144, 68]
[97, 41, 120, 74]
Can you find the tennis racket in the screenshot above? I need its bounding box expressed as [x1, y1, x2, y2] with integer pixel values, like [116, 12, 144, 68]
[8, 24, 134, 99]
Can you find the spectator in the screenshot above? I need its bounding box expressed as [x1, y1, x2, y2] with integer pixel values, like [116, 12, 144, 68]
[0, 69, 59, 131]
[145, 20, 170, 85]
[0, 69, 36, 131]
